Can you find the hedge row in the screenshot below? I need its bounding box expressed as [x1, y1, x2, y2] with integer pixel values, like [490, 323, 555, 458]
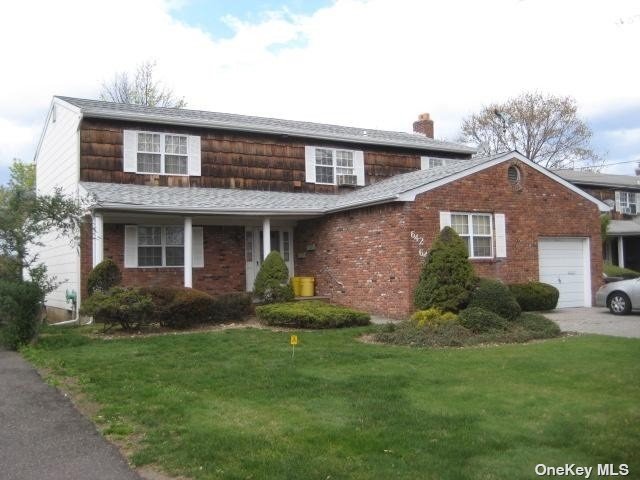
[81, 287, 252, 330]
[256, 301, 370, 329]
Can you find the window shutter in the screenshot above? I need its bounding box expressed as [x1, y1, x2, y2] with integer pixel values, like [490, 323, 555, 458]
[439, 211, 451, 230]
[192, 227, 204, 268]
[494, 213, 507, 258]
[123, 130, 137, 172]
[124, 225, 138, 268]
[614, 191, 622, 212]
[354, 150, 365, 186]
[188, 135, 201, 176]
[420, 156, 429, 170]
[305, 146, 316, 183]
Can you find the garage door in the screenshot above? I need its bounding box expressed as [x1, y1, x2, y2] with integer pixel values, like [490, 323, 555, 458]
[538, 238, 590, 308]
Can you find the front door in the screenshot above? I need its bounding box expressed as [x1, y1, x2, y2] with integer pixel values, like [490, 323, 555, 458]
[245, 227, 294, 291]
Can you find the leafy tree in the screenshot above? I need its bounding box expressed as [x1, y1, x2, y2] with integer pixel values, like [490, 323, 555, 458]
[414, 227, 475, 312]
[0, 160, 83, 290]
[100, 60, 187, 108]
[459, 92, 601, 169]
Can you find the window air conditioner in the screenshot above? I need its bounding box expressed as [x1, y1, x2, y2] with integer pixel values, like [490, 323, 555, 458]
[337, 174, 358, 186]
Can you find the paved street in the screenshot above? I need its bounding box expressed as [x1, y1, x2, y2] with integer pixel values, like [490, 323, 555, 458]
[0, 349, 141, 480]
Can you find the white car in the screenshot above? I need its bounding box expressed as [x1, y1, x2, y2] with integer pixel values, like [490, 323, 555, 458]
[595, 278, 640, 315]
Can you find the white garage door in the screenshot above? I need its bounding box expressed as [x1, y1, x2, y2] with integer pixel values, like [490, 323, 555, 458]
[538, 238, 590, 308]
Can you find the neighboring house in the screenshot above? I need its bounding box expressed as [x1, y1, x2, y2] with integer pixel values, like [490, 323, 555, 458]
[555, 170, 640, 271]
[35, 97, 608, 319]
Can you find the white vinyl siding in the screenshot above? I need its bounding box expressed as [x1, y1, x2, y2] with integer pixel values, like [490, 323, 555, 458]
[124, 225, 204, 268]
[33, 101, 81, 310]
[123, 130, 200, 176]
[304, 146, 365, 186]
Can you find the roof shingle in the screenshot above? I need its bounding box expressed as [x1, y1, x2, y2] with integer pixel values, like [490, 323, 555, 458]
[57, 96, 476, 154]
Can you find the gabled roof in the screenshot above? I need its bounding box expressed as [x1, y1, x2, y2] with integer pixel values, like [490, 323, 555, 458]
[555, 169, 640, 190]
[81, 151, 609, 215]
[56, 96, 476, 155]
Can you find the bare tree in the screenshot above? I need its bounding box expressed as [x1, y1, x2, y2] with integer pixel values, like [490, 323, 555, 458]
[100, 60, 187, 108]
[459, 92, 602, 170]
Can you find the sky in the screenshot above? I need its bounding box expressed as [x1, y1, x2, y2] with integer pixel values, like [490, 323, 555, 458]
[1, 0, 639, 185]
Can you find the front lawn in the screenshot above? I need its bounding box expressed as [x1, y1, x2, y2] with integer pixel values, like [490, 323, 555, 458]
[23, 327, 640, 479]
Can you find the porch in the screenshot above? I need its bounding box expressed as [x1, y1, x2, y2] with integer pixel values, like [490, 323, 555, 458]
[87, 211, 304, 299]
[604, 219, 640, 271]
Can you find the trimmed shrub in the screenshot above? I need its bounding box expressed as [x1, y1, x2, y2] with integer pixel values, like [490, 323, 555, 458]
[414, 227, 475, 312]
[458, 307, 508, 333]
[141, 287, 214, 329]
[0, 280, 43, 350]
[509, 282, 559, 311]
[376, 321, 473, 348]
[80, 287, 154, 331]
[512, 312, 561, 337]
[87, 259, 121, 296]
[468, 278, 521, 321]
[253, 251, 294, 303]
[256, 301, 370, 329]
[410, 308, 459, 328]
[211, 292, 253, 323]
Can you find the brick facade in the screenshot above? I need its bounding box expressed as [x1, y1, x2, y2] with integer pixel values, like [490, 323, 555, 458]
[295, 160, 603, 318]
[80, 222, 246, 300]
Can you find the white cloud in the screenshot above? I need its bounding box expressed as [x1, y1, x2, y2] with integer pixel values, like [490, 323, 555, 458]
[0, 0, 639, 171]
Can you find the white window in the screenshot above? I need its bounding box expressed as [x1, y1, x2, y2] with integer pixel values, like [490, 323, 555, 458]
[616, 191, 638, 215]
[420, 157, 447, 170]
[304, 146, 365, 186]
[137, 226, 184, 267]
[450, 213, 493, 258]
[123, 130, 201, 176]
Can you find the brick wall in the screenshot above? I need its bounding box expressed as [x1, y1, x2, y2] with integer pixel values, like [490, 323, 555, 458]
[295, 159, 603, 318]
[294, 203, 416, 318]
[80, 222, 246, 300]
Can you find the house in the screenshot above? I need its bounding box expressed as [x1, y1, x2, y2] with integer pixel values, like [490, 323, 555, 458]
[34, 97, 608, 320]
[555, 169, 640, 271]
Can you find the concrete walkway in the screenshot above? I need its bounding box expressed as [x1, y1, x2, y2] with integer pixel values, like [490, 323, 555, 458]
[0, 349, 141, 480]
[544, 307, 640, 339]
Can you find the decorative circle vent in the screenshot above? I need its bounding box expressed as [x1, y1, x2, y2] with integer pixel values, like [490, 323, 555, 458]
[508, 165, 521, 185]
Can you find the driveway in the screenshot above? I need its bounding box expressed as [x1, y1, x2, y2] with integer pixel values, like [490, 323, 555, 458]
[545, 307, 640, 338]
[0, 349, 141, 480]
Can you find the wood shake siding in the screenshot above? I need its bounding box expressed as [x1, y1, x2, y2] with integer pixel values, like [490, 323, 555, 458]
[79, 119, 470, 193]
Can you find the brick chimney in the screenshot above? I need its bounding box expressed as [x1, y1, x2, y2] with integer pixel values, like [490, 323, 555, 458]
[413, 113, 434, 138]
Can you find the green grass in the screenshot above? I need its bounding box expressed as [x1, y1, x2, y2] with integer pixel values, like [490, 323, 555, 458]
[23, 327, 640, 480]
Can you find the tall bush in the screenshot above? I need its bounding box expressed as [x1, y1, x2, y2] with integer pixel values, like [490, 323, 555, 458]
[87, 258, 121, 296]
[0, 280, 43, 350]
[413, 227, 475, 312]
[253, 251, 294, 303]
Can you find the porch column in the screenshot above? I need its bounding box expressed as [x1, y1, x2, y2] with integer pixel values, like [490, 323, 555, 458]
[262, 217, 271, 260]
[184, 217, 193, 288]
[618, 236, 625, 268]
[92, 212, 104, 267]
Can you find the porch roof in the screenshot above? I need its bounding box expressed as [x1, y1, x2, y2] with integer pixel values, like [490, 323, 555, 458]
[80, 151, 609, 215]
[609, 219, 640, 236]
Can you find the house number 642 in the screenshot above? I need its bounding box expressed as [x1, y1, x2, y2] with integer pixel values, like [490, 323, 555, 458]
[410, 231, 428, 257]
